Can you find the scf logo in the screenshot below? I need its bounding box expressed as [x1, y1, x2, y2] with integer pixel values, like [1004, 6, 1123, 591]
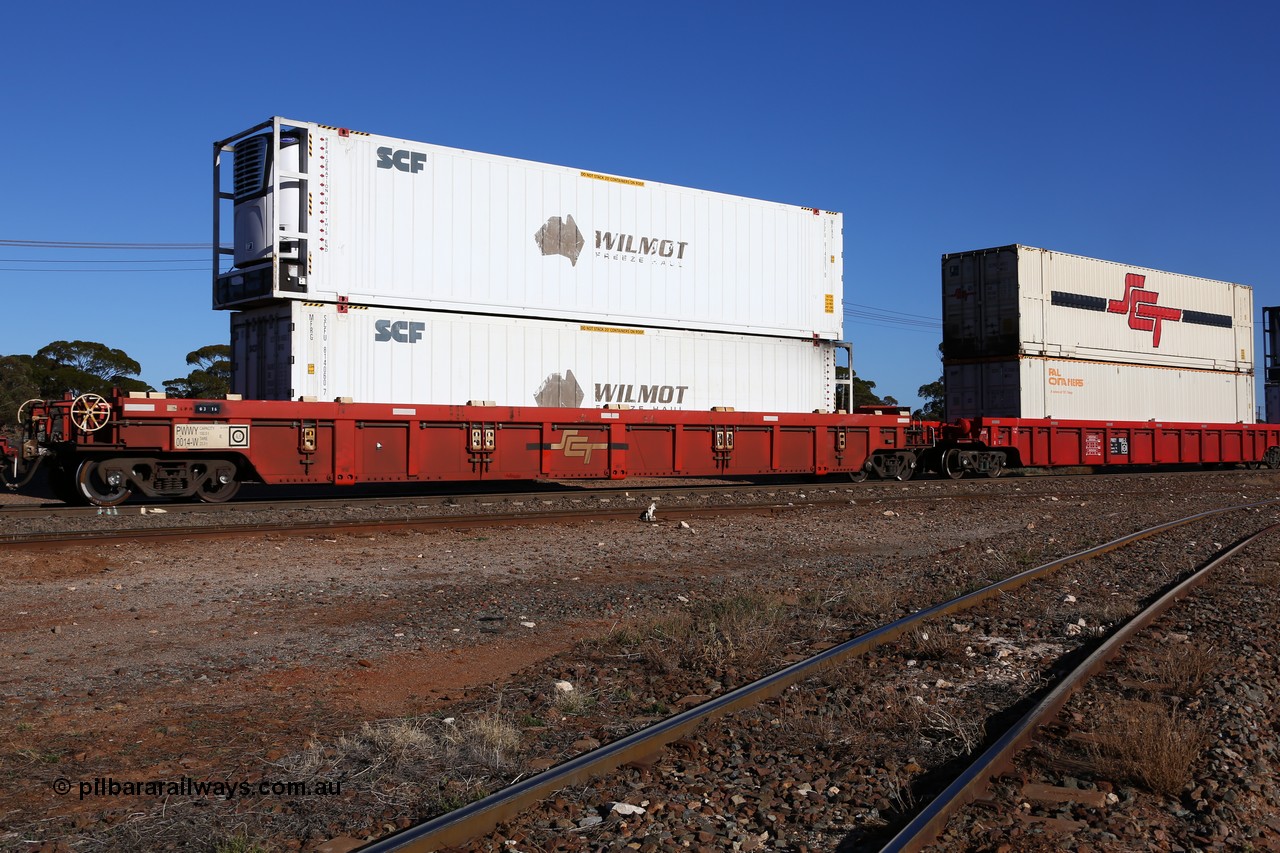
[374, 319, 426, 343]
[376, 147, 426, 173]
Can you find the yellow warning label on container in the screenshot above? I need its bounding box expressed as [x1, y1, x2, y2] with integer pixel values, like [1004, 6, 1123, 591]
[581, 171, 645, 187]
[824, 294, 834, 313]
[581, 325, 645, 335]
[308, 364, 316, 375]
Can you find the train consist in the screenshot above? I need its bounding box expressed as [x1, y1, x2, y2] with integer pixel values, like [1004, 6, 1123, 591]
[3, 116, 1279, 506]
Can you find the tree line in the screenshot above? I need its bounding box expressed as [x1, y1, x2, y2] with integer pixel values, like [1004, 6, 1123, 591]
[0, 342, 229, 428]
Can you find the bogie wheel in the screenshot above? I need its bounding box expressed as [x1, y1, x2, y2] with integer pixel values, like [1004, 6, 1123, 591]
[70, 394, 112, 433]
[75, 459, 131, 507]
[942, 448, 966, 480]
[196, 475, 241, 503]
[893, 458, 916, 481]
[848, 468, 869, 483]
[985, 457, 1005, 479]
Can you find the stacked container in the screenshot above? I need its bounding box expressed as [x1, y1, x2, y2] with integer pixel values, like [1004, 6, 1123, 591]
[942, 245, 1254, 423]
[215, 118, 846, 410]
[231, 302, 839, 412]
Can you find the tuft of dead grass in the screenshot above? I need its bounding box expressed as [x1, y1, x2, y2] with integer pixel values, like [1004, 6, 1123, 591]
[1151, 643, 1220, 699]
[835, 573, 902, 621]
[549, 685, 598, 716]
[1087, 699, 1206, 796]
[281, 710, 522, 795]
[907, 626, 968, 665]
[600, 592, 790, 676]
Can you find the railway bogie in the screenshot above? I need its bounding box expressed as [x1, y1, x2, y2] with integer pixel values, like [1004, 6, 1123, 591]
[69, 455, 243, 505]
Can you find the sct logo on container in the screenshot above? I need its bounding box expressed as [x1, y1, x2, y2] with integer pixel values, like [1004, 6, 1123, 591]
[374, 320, 426, 343]
[1050, 273, 1233, 349]
[376, 147, 426, 173]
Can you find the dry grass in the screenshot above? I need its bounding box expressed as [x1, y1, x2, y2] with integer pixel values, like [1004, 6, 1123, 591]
[279, 710, 521, 815]
[600, 592, 791, 676]
[907, 625, 968, 665]
[836, 572, 903, 621]
[33, 706, 524, 850]
[549, 685, 597, 716]
[922, 707, 985, 756]
[1151, 643, 1220, 698]
[1087, 699, 1206, 796]
[849, 683, 928, 746]
[781, 703, 844, 743]
[1070, 592, 1133, 629]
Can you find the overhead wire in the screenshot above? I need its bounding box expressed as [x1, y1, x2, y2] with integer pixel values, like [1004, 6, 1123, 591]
[843, 300, 941, 331]
[0, 239, 208, 250]
[0, 257, 207, 264]
[0, 239, 230, 274]
[0, 267, 210, 273]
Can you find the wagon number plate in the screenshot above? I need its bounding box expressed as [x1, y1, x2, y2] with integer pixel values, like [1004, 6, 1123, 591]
[174, 424, 251, 449]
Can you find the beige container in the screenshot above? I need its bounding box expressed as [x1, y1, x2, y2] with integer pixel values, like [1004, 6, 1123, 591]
[942, 245, 1253, 372]
[945, 357, 1256, 423]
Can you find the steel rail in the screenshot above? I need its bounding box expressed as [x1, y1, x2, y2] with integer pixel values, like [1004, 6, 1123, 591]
[879, 519, 1280, 852]
[354, 497, 1280, 852]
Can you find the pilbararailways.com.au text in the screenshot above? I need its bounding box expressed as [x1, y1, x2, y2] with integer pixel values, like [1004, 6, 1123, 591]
[53, 776, 343, 801]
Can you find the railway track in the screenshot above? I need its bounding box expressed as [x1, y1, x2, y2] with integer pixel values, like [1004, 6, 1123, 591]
[350, 499, 1280, 851]
[3, 468, 1276, 548]
[882, 520, 1280, 851]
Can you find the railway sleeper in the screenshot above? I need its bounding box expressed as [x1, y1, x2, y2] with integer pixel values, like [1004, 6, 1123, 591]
[67, 455, 242, 506]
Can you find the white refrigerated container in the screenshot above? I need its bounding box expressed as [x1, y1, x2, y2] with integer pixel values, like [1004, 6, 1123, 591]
[215, 118, 843, 341]
[231, 302, 844, 413]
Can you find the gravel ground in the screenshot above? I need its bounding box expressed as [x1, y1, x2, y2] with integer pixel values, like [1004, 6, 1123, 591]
[1, 469, 1270, 536]
[932, 522, 1280, 852]
[415, 500, 1280, 852]
[1, 469, 1277, 851]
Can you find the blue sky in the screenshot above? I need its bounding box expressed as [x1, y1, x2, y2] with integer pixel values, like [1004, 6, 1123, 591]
[1, 1, 1276, 410]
